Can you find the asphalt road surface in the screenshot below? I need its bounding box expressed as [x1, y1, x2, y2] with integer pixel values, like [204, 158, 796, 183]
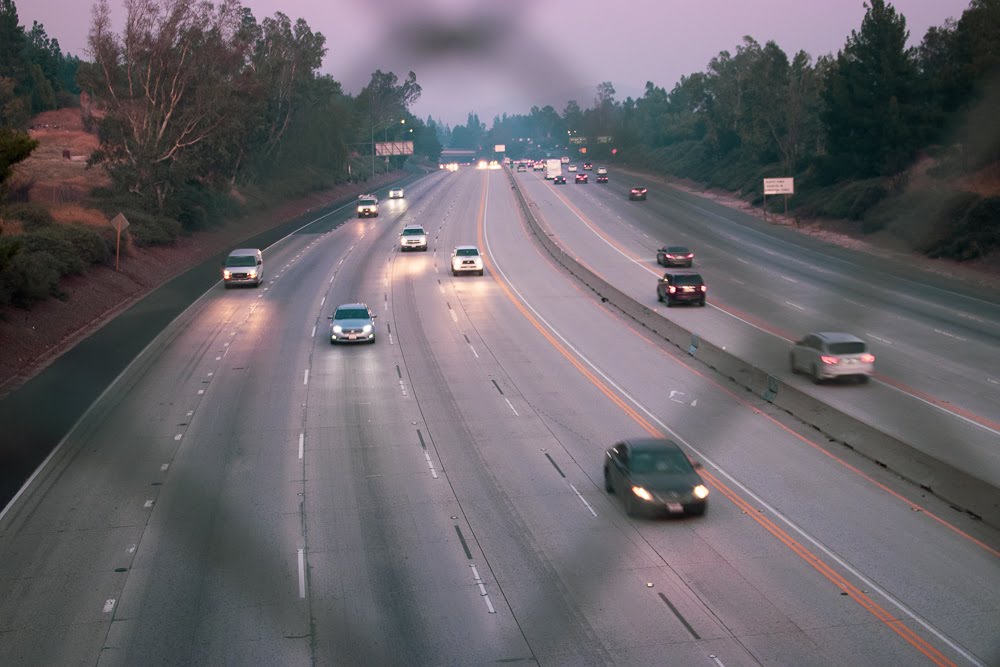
[1, 167, 998, 666]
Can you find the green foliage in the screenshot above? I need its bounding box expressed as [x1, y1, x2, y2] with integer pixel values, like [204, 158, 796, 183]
[0, 248, 60, 305]
[0, 2, 76, 123]
[123, 210, 182, 247]
[3, 202, 52, 229]
[0, 126, 37, 184]
[792, 179, 888, 221]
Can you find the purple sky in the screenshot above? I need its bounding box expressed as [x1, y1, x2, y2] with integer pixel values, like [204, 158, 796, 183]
[20, 0, 971, 127]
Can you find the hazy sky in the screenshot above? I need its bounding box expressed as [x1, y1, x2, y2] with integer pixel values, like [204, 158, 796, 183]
[20, 0, 971, 127]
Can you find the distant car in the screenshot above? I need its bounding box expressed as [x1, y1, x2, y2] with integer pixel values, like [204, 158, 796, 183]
[629, 187, 647, 201]
[790, 332, 875, 384]
[597, 167, 608, 175]
[582, 162, 593, 171]
[222, 248, 263, 288]
[516, 164, 526, 172]
[604, 438, 708, 517]
[656, 246, 694, 267]
[357, 195, 378, 217]
[560, 156, 570, 164]
[451, 245, 484, 276]
[388, 188, 404, 199]
[575, 173, 588, 184]
[657, 271, 706, 307]
[330, 303, 376, 344]
[553, 175, 567, 184]
[533, 163, 544, 171]
[399, 224, 428, 252]
[567, 164, 578, 172]
[596, 175, 609, 183]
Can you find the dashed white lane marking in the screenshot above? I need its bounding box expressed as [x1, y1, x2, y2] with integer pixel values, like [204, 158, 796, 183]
[439, 284, 445, 294]
[423, 451, 439, 478]
[988, 378, 999, 385]
[737, 258, 749, 264]
[450, 310, 458, 323]
[297, 548, 306, 598]
[329, 275, 335, 283]
[311, 325, 316, 338]
[215, 356, 221, 361]
[174, 434, 182, 441]
[207, 371, 214, 377]
[303, 369, 309, 385]
[730, 277, 746, 285]
[399, 379, 408, 397]
[470, 564, 496, 613]
[320, 297, 325, 307]
[298, 433, 304, 460]
[103, 599, 116, 613]
[569, 483, 598, 517]
[197, 389, 204, 395]
[504, 398, 519, 416]
[780, 275, 798, 283]
[389, 333, 394, 345]
[223, 342, 229, 347]
[469, 344, 479, 359]
[710, 656, 728, 667]
[784, 300, 805, 311]
[144, 500, 154, 508]
[867, 333, 893, 345]
[160, 463, 169, 471]
[126, 544, 136, 554]
[934, 328, 967, 341]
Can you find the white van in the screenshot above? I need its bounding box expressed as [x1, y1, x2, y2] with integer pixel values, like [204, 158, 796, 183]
[223, 248, 263, 288]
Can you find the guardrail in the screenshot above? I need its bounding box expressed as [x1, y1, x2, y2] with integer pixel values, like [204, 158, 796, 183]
[505, 167, 1000, 530]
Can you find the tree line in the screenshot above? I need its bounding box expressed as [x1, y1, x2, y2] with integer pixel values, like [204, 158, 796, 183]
[468, 0, 1000, 260]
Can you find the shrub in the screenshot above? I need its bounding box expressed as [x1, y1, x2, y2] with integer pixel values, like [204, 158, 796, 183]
[3, 203, 54, 230]
[124, 209, 182, 247]
[20, 229, 86, 275]
[0, 250, 61, 306]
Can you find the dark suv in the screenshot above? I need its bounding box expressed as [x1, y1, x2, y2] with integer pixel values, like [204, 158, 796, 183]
[656, 272, 706, 307]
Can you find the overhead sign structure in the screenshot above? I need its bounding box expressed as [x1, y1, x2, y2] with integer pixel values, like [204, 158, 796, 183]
[596, 136, 613, 144]
[763, 178, 794, 195]
[494, 144, 506, 153]
[375, 141, 414, 156]
[568, 136, 586, 145]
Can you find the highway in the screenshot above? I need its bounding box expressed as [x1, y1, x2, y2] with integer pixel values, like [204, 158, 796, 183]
[1, 167, 998, 665]
[514, 168, 1000, 491]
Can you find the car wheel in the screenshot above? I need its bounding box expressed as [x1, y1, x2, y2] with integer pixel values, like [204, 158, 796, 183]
[666, 299, 673, 308]
[657, 291, 663, 303]
[811, 365, 823, 385]
[656, 257, 663, 266]
[698, 299, 706, 307]
[478, 269, 484, 276]
[858, 375, 870, 384]
[330, 339, 336, 345]
[624, 494, 639, 518]
[224, 283, 231, 289]
[452, 269, 458, 276]
[604, 467, 614, 493]
[688, 504, 706, 517]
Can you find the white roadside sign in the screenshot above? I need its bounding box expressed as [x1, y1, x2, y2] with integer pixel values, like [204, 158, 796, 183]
[763, 177, 794, 195]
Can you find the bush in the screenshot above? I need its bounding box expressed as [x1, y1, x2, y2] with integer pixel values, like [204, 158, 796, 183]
[3, 203, 54, 230]
[20, 230, 86, 275]
[0, 250, 61, 306]
[925, 196, 1000, 260]
[124, 209, 182, 247]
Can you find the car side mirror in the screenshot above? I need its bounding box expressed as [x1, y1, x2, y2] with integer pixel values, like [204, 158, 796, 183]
[371, 314, 377, 319]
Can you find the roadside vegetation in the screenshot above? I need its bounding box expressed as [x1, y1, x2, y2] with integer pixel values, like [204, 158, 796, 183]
[0, 0, 443, 309]
[454, 0, 1000, 262]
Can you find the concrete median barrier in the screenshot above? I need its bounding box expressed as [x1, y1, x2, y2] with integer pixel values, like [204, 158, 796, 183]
[505, 168, 1000, 529]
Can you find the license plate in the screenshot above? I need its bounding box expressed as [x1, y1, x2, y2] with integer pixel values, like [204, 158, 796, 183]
[666, 502, 683, 513]
[348, 334, 357, 340]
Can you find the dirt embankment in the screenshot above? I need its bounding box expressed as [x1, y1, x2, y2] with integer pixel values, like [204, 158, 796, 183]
[1, 107, 409, 394]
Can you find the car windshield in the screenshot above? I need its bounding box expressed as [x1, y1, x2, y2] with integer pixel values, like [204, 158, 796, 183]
[456, 248, 479, 256]
[667, 247, 689, 254]
[402, 228, 425, 235]
[672, 274, 703, 286]
[629, 449, 692, 474]
[828, 341, 867, 355]
[359, 198, 376, 206]
[225, 255, 256, 267]
[334, 308, 369, 320]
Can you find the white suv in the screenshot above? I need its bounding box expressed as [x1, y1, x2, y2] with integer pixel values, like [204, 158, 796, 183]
[790, 332, 875, 384]
[399, 224, 428, 252]
[389, 188, 404, 199]
[451, 246, 484, 276]
[357, 195, 378, 218]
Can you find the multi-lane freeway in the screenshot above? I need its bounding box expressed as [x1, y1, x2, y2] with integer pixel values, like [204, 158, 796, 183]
[1, 166, 998, 665]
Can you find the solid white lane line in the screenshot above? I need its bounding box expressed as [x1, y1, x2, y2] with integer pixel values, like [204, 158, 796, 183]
[485, 177, 984, 664]
[569, 483, 598, 517]
[298, 433, 304, 460]
[297, 548, 306, 598]
[303, 369, 309, 385]
[504, 398, 519, 416]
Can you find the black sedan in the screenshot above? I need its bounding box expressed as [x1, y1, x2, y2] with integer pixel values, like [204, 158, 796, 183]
[553, 175, 567, 184]
[629, 187, 647, 200]
[575, 173, 588, 184]
[596, 174, 608, 183]
[656, 246, 694, 267]
[604, 438, 708, 516]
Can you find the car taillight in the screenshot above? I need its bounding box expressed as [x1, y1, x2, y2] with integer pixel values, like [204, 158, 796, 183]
[668, 286, 676, 293]
[861, 353, 875, 363]
[820, 355, 840, 365]
[700, 285, 707, 292]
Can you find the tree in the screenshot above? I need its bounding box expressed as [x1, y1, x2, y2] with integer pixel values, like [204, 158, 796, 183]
[821, 0, 924, 178]
[0, 126, 37, 184]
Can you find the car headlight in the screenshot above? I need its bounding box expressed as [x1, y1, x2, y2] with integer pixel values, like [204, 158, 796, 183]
[693, 484, 709, 499]
[357, 206, 364, 213]
[223, 270, 231, 279]
[247, 269, 257, 277]
[332, 325, 343, 334]
[362, 324, 372, 333]
[631, 486, 654, 501]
